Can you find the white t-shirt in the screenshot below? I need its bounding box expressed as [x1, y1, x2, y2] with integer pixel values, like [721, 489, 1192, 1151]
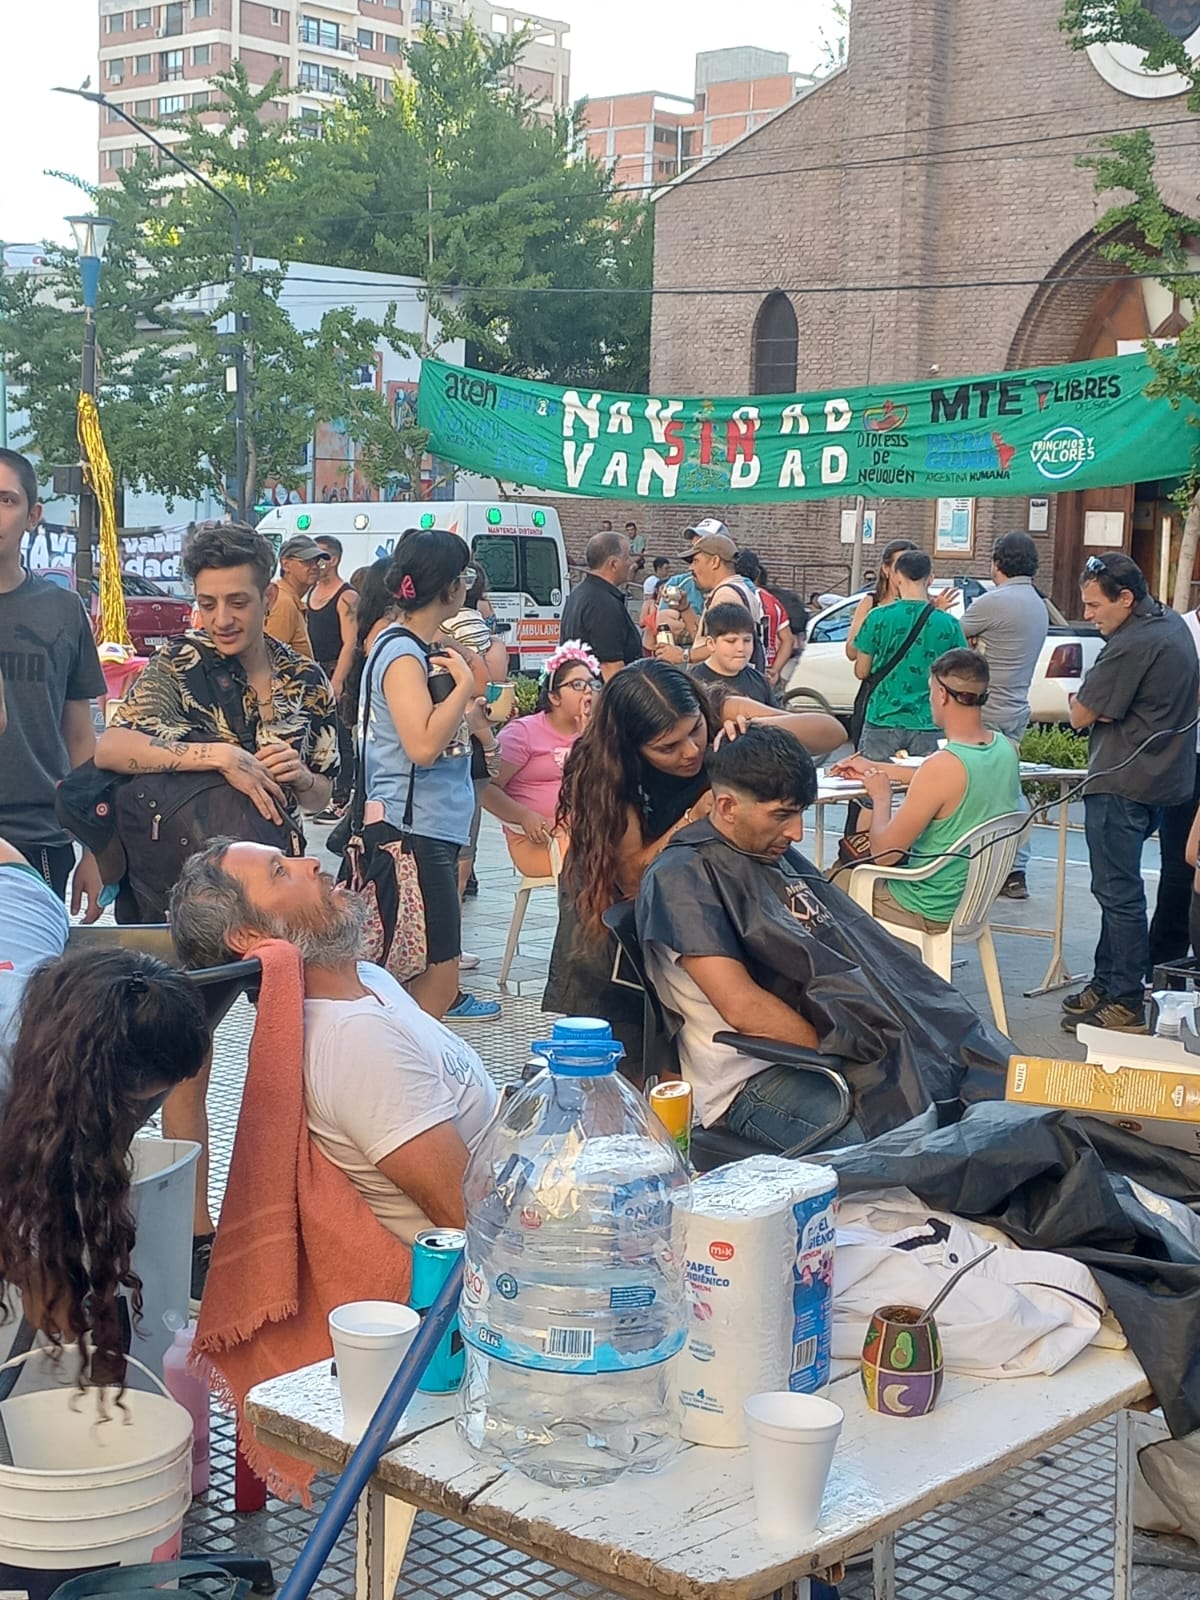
[303, 963, 500, 1243]
[645, 941, 762, 1127]
[642, 574, 662, 599]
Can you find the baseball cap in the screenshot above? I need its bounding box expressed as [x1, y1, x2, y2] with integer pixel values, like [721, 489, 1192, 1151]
[680, 531, 737, 563]
[685, 517, 731, 541]
[279, 534, 327, 563]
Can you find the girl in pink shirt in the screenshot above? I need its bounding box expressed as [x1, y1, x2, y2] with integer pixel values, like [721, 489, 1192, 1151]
[483, 642, 600, 877]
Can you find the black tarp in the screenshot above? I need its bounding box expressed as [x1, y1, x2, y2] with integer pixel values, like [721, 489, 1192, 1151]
[824, 1102, 1200, 1437]
[636, 823, 1011, 1136]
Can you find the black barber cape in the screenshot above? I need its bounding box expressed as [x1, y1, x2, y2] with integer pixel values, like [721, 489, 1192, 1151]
[635, 820, 1010, 1137]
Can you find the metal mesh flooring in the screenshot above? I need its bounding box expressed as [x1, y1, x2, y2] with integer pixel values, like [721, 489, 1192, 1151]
[182, 822, 1197, 1599]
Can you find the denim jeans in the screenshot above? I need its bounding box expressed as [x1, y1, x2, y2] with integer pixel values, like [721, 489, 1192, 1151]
[723, 1063, 865, 1153]
[858, 724, 941, 761]
[1083, 793, 1162, 1008]
[989, 716, 1031, 876]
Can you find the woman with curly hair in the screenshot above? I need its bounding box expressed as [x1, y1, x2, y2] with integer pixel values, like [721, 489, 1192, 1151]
[0, 944, 209, 1382]
[543, 661, 721, 1058]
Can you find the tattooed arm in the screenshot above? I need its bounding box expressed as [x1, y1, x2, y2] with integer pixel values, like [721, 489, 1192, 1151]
[94, 729, 288, 824]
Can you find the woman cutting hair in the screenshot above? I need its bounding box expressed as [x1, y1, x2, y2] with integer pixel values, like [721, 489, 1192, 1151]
[544, 662, 722, 1057]
[0, 937, 209, 1383]
[543, 661, 850, 1057]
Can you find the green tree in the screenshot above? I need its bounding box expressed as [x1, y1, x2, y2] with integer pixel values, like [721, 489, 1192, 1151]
[1060, 0, 1200, 607]
[284, 24, 653, 389]
[2, 65, 421, 511]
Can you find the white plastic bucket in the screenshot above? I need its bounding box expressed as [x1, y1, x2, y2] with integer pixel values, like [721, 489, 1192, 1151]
[128, 1137, 201, 1378]
[0, 1349, 192, 1571]
[0, 1140, 200, 1398]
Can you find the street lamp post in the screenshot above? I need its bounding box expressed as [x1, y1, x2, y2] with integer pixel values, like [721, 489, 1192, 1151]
[54, 85, 249, 522]
[67, 213, 116, 596]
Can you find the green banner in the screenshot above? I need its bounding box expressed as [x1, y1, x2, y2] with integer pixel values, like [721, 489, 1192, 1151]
[417, 354, 1197, 503]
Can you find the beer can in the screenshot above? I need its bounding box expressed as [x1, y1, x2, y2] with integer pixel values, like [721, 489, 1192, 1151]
[649, 1080, 693, 1165]
[411, 1228, 466, 1393]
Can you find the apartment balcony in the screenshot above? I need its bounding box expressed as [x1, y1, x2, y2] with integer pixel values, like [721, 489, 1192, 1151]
[298, 32, 359, 56]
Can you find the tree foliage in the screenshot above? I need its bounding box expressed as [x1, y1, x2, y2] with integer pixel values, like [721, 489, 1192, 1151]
[1060, 0, 1200, 603]
[2, 26, 651, 508]
[278, 24, 653, 390]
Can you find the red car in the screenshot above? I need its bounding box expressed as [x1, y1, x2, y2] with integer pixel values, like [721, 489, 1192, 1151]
[36, 568, 193, 655]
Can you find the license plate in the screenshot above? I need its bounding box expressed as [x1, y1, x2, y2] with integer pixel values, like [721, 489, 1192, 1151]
[145, 636, 168, 647]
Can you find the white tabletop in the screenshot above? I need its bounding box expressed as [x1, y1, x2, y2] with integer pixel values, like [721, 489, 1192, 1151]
[248, 1345, 1148, 1600]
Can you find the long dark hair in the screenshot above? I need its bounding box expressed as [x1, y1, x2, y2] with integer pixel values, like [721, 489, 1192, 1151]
[385, 527, 470, 611]
[873, 539, 918, 604]
[558, 660, 720, 938]
[344, 556, 397, 724]
[0, 948, 209, 1383]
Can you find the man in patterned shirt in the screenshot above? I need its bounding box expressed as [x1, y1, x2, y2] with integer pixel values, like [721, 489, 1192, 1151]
[95, 520, 339, 1299]
[97, 521, 339, 827]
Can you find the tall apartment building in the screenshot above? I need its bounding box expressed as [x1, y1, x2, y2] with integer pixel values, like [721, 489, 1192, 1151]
[584, 46, 818, 193]
[96, 0, 570, 181]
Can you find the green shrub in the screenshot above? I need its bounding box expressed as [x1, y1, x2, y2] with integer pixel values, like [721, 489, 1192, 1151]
[512, 675, 541, 716]
[1019, 724, 1088, 812]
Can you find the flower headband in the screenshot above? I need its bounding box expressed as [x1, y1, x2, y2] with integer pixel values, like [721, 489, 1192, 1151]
[540, 639, 601, 685]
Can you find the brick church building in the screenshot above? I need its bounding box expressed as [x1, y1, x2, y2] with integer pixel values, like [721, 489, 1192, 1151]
[647, 0, 1200, 611]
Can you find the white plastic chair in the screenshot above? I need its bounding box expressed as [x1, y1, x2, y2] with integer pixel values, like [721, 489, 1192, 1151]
[498, 836, 563, 986]
[845, 809, 1029, 1035]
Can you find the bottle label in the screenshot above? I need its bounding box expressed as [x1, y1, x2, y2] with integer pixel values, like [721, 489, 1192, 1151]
[461, 1257, 683, 1374]
[788, 1184, 838, 1396]
[461, 1319, 684, 1375]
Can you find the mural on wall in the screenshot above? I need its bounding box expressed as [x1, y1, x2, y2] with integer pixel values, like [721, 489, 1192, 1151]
[23, 522, 192, 583]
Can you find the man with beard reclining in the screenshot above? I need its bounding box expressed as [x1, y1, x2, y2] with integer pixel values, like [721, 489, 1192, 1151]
[169, 840, 499, 1240]
[635, 724, 1009, 1152]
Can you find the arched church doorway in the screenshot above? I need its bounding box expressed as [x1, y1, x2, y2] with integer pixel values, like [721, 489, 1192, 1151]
[1011, 236, 1194, 612]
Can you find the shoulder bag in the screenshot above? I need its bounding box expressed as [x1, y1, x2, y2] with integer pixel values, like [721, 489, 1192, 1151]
[334, 625, 428, 982]
[848, 600, 936, 748]
[57, 643, 302, 924]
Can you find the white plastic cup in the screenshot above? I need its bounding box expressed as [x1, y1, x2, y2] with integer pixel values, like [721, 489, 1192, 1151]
[742, 1391, 844, 1541]
[328, 1301, 421, 1441]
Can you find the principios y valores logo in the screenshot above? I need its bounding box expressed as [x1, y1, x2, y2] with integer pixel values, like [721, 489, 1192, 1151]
[1030, 426, 1097, 481]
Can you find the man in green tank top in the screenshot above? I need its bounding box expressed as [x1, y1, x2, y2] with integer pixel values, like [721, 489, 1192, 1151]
[832, 650, 1020, 930]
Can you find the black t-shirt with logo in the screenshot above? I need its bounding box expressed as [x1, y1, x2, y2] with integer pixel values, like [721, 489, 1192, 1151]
[690, 662, 776, 708]
[0, 574, 106, 847]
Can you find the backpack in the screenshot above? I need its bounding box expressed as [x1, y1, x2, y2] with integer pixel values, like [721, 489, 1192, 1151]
[57, 640, 302, 924]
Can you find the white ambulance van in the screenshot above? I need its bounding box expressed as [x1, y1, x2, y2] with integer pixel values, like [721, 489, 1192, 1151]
[256, 501, 569, 673]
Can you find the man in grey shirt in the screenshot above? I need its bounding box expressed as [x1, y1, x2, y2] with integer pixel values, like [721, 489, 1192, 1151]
[0, 450, 106, 915]
[961, 533, 1049, 900]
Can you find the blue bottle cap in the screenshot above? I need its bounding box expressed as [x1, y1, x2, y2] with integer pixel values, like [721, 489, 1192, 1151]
[532, 1037, 625, 1077]
[551, 1017, 613, 1041]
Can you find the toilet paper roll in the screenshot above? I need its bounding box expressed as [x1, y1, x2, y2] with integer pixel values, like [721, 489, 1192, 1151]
[679, 1156, 837, 1448]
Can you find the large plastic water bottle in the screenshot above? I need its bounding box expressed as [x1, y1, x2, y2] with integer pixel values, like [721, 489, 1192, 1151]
[457, 1018, 691, 1487]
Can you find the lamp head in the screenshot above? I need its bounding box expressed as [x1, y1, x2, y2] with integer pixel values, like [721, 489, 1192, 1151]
[66, 215, 117, 262]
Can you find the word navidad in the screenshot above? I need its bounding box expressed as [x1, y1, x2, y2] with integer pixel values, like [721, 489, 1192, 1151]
[560, 390, 857, 496]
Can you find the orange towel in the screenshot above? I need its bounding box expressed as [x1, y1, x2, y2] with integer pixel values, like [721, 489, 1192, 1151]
[193, 938, 411, 1503]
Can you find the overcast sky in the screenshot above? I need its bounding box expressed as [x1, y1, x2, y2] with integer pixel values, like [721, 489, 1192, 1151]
[2, 0, 837, 244]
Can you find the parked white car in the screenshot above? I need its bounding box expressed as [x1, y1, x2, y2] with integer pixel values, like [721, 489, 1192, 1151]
[781, 583, 1101, 725]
